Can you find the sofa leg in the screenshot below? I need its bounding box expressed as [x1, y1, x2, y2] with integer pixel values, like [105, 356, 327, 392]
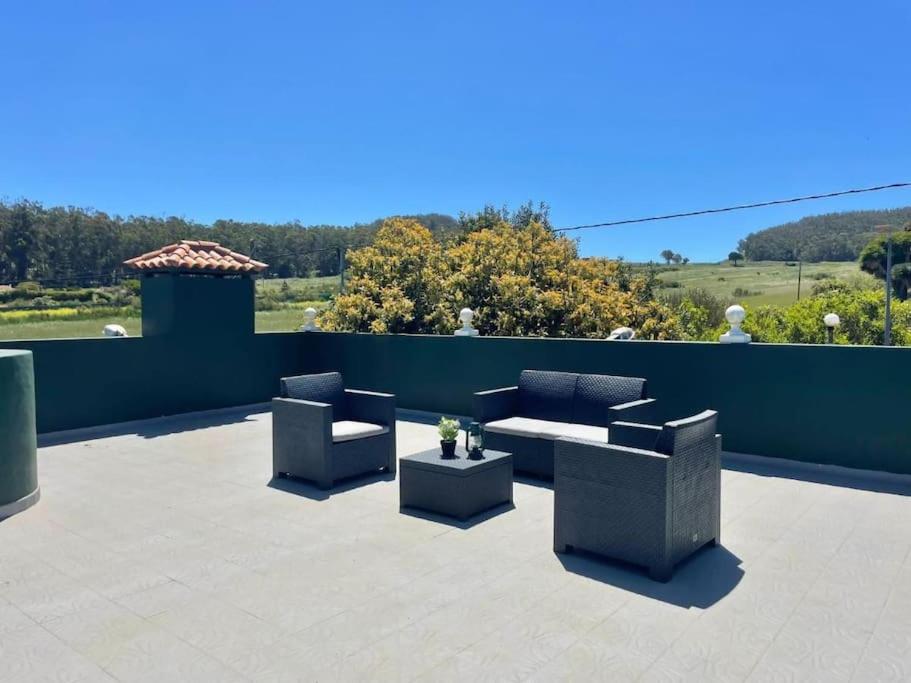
[649, 564, 673, 582]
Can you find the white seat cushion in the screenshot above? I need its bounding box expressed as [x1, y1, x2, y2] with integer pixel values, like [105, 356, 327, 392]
[484, 417, 607, 443]
[540, 422, 608, 443]
[332, 420, 388, 443]
[484, 417, 557, 438]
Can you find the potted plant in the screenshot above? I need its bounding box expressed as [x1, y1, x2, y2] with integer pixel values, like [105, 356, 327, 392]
[438, 417, 459, 459]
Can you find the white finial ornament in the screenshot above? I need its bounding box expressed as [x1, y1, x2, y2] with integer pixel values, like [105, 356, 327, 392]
[103, 324, 128, 337]
[299, 307, 320, 332]
[719, 305, 751, 344]
[607, 326, 635, 340]
[454, 307, 479, 336]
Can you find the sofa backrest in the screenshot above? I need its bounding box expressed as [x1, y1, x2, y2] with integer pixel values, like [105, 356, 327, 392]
[518, 370, 577, 422]
[654, 410, 718, 456]
[573, 373, 647, 426]
[517, 370, 647, 426]
[280, 372, 347, 419]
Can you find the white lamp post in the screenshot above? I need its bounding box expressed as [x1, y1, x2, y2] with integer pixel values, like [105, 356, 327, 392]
[454, 308, 479, 336]
[719, 305, 751, 344]
[824, 313, 840, 344]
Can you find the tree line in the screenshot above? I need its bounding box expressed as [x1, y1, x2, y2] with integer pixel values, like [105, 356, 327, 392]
[737, 206, 911, 262]
[0, 200, 459, 285]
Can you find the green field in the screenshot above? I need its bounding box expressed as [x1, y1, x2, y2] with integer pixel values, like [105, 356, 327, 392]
[0, 308, 330, 340]
[652, 261, 876, 307]
[0, 275, 338, 340]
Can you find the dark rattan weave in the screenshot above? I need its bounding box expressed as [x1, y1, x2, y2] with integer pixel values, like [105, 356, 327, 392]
[473, 370, 656, 480]
[400, 447, 513, 521]
[553, 410, 721, 582]
[273, 374, 396, 489]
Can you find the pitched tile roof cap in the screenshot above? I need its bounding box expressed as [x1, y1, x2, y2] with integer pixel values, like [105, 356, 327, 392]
[123, 240, 268, 274]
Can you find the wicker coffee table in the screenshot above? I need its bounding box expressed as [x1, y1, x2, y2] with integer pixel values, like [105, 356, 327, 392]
[399, 447, 513, 521]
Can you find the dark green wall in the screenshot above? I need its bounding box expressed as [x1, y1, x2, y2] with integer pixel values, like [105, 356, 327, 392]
[0, 333, 304, 433]
[303, 333, 911, 475]
[0, 350, 38, 507]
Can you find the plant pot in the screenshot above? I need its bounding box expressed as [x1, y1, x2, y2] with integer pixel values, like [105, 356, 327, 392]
[440, 440, 457, 459]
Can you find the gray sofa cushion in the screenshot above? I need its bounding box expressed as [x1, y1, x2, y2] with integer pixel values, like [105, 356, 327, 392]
[332, 420, 388, 443]
[485, 417, 606, 442]
[281, 372, 347, 419]
[573, 373, 647, 426]
[518, 370, 577, 422]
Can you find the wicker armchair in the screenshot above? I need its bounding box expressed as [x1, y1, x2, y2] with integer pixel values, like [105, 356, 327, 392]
[272, 372, 396, 490]
[554, 410, 721, 582]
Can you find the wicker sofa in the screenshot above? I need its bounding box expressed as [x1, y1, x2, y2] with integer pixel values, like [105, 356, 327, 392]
[472, 370, 657, 479]
[553, 410, 721, 581]
[272, 372, 396, 489]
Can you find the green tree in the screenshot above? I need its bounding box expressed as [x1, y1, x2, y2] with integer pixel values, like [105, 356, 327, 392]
[858, 225, 911, 301]
[728, 251, 744, 266]
[660, 249, 675, 265]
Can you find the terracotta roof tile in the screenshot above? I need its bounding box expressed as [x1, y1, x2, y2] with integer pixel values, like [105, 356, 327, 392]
[124, 240, 268, 274]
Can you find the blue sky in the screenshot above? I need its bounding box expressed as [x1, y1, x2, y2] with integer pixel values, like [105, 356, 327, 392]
[1, 1, 908, 261]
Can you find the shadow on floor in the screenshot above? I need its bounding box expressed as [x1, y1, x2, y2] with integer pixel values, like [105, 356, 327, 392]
[39, 405, 264, 446]
[558, 544, 744, 609]
[514, 474, 554, 491]
[268, 471, 396, 501]
[723, 454, 911, 497]
[399, 502, 516, 529]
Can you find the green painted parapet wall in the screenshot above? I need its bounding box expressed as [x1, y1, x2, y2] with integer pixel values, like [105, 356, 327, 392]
[0, 350, 39, 518]
[0, 333, 305, 434]
[302, 333, 911, 475]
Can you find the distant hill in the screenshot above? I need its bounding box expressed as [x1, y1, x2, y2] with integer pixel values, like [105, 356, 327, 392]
[738, 207, 911, 262]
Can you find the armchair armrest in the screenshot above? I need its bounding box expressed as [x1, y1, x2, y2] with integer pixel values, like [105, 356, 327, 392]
[272, 396, 333, 427]
[345, 389, 396, 426]
[608, 398, 658, 425]
[555, 437, 670, 489]
[473, 386, 518, 423]
[271, 397, 334, 485]
[608, 420, 662, 450]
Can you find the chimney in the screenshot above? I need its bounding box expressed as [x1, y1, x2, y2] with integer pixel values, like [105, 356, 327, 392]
[123, 240, 268, 338]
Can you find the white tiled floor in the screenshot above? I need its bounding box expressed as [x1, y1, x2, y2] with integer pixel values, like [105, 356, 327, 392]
[1, 408, 910, 682]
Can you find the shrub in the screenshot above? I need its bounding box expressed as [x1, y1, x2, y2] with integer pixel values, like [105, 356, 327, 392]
[663, 288, 727, 341]
[732, 287, 763, 297]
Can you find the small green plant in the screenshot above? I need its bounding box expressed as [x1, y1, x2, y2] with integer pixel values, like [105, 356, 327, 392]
[437, 417, 459, 442]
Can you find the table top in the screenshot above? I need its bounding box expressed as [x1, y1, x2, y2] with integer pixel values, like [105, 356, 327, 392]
[400, 446, 512, 476]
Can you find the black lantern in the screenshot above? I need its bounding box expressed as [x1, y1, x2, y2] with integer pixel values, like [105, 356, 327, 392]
[466, 421, 484, 459]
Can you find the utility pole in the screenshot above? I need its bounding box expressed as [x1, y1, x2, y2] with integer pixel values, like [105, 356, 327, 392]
[885, 230, 893, 347]
[877, 225, 894, 346]
[796, 260, 802, 301]
[338, 247, 346, 293]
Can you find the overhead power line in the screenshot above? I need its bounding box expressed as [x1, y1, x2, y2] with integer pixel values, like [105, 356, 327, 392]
[553, 182, 911, 233]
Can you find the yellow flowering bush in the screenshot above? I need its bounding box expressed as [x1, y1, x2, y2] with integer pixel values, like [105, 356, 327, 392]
[321, 217, 679, 339]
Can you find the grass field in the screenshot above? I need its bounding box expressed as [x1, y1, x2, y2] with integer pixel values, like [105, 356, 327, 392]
[0, 308, 330, 340]
[0, 276, 338, 340]
[652, 260, 876, 307]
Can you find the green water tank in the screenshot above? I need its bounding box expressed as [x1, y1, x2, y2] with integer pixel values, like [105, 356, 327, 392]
[0, 350, 39, 519]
